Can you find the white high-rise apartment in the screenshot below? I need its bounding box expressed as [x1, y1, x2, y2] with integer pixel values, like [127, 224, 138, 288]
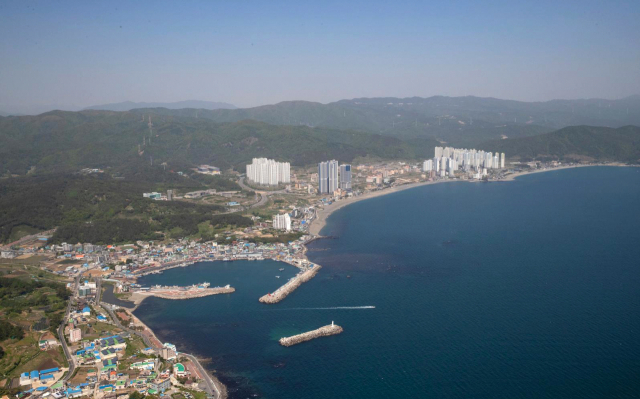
[432, 146, 506, 173]
[246, 158, 290, 186]
[272, 213, 292, 231]
[422, 159, 433, 172]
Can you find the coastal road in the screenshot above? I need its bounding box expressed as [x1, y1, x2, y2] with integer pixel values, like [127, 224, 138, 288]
[60, 275, 80, 382]
[97, 279, 221, 398]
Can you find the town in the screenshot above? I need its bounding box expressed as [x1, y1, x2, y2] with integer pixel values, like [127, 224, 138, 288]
[3, 148, 624, 399]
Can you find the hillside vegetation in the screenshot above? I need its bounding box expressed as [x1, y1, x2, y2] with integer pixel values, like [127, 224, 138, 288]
[137, 95, 640, 146]
[480, 125, 640, 163]
[0, 111, 438, 176]
[0, 173, 250, 244]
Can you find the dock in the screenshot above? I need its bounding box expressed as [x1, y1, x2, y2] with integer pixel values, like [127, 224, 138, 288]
[259, 264, 321, 304]
[279, 322, 343, 347]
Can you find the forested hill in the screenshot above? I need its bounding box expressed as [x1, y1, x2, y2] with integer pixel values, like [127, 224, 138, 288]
[135, 95, 640, 146]
[0, 110, 438, 176]
[479, 125, 640, 163]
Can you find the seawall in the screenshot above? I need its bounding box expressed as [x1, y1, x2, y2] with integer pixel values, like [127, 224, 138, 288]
[279, 324, 343, 347]
[259, 265, 321, 304]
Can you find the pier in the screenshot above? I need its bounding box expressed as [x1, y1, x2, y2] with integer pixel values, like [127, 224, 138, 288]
[279, 322, 343, 347]
[130, 283, 235, 304]
[259, 264, 321, 304]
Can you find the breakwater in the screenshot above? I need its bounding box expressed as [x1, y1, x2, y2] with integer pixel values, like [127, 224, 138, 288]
[279, 323, 343, 347]
[259, 265, 321, 304]
[130, 285, 235, 304]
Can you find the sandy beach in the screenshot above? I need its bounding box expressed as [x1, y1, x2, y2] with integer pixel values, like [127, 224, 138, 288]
[309, 179, 455, 235]
[308, 163, 635, 236]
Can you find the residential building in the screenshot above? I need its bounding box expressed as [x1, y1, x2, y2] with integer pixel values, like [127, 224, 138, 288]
[246, 158, 290, 186]
[339, 164, 352, 190]
[273, 214, 292, 231]
[70, 328, 82, 343]
[318, 160, 339, 194]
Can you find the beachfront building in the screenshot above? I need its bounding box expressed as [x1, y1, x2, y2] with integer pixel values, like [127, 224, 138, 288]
[273, 213, 292, 231]
[339, 164, 352, 190]
[246, 158, 291, 186]
[318, 160, 339, 194]
[433, 146, 506, 175]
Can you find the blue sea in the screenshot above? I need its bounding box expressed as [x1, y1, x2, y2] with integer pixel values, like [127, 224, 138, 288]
[135, 166, 640, 399]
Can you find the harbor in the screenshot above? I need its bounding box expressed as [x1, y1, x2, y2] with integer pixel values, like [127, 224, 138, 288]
[279, 322, 344, 347]
[259, 264, 322, 304]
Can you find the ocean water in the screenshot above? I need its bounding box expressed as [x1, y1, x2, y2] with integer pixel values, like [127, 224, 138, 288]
[135, 166, 640, 399]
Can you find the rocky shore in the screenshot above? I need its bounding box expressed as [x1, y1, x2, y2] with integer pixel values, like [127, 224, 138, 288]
[279, 323, 344, 347]
[259, 265, 321, 304]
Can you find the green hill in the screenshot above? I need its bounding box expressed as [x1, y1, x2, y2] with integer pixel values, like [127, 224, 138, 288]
[0, 110, 438, 176]
[480, 125, 640, 163]
[0, 172, 251, 244]
[136, 95, 640, 146]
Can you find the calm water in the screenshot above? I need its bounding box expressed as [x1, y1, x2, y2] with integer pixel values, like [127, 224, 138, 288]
[135, 167, 640, 399]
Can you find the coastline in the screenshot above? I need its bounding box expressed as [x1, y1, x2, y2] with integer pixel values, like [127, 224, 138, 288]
[309, 179, 453, 236]
[123, 299, 230, 398]
[308, 163, 636, 236]
[127, 162, 635, 399]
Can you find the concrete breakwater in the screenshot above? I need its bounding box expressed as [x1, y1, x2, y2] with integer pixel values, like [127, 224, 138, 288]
[130, 286, 235, 304]
[259, 265, 321, 304]
[279, 323, 343, 347]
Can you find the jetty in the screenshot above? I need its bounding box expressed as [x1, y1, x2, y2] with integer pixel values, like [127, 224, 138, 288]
[279, 322, 343, 347]
[259, 264, 321, 304]
[130, 283, 235, 304]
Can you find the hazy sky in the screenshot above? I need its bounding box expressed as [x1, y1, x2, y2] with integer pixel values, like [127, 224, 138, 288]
[1, 0, 639, 113]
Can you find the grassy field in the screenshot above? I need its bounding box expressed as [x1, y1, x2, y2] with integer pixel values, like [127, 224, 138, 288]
[0, 331, 66, 379]
[0, 263, 71, 387]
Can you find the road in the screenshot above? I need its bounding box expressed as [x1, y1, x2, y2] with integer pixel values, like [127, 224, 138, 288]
[59, 275, 80, 382]
[238, 176, 287, 209]
[97, 278, 221, 399]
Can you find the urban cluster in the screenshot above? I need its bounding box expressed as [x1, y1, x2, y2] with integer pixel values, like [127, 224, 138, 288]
[423, 146, 506, 178]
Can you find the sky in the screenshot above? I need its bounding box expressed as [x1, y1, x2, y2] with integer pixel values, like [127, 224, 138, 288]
[1, 0, 639, 113]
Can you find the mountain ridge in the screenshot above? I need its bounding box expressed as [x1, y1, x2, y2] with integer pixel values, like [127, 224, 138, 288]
[84, 100, 237, 112]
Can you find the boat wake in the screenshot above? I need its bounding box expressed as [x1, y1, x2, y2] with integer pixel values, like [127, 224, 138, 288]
[270, 306, 375, 310]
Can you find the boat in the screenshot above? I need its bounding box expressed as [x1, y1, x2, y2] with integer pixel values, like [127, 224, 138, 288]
[275, 276, 280, 278]
[279, 268, 285, 271]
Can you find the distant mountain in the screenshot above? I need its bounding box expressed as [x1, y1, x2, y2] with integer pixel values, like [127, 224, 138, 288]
[480, 125, 640, 163]
[0, 111, 23, 117]
[84, 100, 237, 112]
[0, 109, 438, 176]
[135, 95, 640, 148]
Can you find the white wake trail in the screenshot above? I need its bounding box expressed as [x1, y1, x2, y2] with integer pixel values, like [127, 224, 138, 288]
[273, 306, 375, 310]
